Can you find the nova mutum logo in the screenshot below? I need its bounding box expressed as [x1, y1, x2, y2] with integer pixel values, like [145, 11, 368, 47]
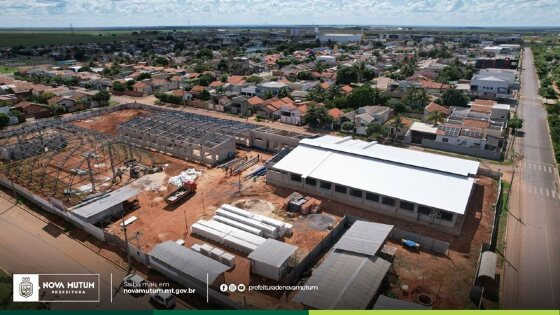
[19, 277, 33, 298]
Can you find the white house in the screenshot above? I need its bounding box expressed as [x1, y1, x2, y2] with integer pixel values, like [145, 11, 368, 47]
[470, 69, 517, 100]
[317, 33, 361, 44]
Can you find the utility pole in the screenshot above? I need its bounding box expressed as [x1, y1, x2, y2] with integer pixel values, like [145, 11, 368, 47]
[121, 213, 132, 272]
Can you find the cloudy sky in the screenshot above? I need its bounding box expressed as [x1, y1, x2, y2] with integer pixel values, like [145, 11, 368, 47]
[0, 0, 559, 28]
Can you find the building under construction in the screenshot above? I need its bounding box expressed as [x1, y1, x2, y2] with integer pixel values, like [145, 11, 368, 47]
[117, 110, 308, 166]
[0, 120, 155, 207]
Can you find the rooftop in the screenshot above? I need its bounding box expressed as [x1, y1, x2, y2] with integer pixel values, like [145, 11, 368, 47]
[272, 136, 478, 214]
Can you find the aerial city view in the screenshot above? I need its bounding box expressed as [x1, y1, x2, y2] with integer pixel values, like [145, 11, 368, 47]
[0, 0, 558, 313]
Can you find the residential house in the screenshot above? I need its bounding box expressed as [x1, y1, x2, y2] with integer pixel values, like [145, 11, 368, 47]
[255, 98, 282, 120]
[328, 108, 345, 127]
[275, 101, 307, 126]
[470, 69, 517, 100]
[423, 102, 450, 122]
[229, 95, 253, 116]
[12, 101, 52, 119]
[48, 96, 79, 112]
[255, 82, 288, 98]
[132, 81, 153, 95]
[347, 106, 392, 135]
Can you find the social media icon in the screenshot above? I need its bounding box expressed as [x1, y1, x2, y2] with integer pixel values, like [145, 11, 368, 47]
[220, 284, 228, 292]
[237, 284, 246, 292]
[228, 284, 237, 292]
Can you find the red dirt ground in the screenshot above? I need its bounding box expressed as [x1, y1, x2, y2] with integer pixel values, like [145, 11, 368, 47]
[72, 109, 148, 135]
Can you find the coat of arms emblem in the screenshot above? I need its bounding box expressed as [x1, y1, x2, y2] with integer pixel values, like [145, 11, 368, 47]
[19, 277, 33, 298]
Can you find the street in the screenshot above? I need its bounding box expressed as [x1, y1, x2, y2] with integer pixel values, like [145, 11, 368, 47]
[0, 191, 153, 310]
[502, 48, 560, 309]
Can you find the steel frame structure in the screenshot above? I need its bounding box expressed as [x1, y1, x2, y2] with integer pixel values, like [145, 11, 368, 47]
[0, 121, 154, 206]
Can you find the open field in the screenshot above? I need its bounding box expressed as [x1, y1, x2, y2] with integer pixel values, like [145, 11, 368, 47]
[0, 31, 161, 48]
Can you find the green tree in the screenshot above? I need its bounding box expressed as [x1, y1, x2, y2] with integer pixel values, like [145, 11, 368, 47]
[508, 115, 523, 134]
[386, 98, 406, 113]
[341, 121, 355, 134]
[199, 89, 211, 101]
[305, 105, 333, 128]
[366, 122, 389, 139]
[217, 59, 229, 72]
[441, 89, 469, 107]
[137, 73, 152, 80]
[196, 48, 213, 60]
[112, 81, 125, 92]
[153, 56, 169, 66]
[198, 73, 215, 86]
[427, 110, 446, 126]
[391, 114, 404, 142]
[0, 112, 10, 128]
[92, 90, 111, 106]
[278, 87, 290, 98]
[246, 75, 263, 84]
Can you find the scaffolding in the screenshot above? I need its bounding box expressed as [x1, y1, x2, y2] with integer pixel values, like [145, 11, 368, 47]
[0, 120, 155, 206]
[117, 111, 256, 166]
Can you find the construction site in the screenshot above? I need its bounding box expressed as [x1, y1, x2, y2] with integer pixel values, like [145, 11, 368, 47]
[0, 103, 500, 310]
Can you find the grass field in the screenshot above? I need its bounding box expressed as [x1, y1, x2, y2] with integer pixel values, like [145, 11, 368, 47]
[0, 31, 162, 48]
[0, 270, 46, 310]
[0, 65, 17, 75]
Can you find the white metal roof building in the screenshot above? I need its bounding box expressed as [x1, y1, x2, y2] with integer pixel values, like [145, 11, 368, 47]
[267, 136, 479, 234]
[247, 239, 298, 281]
[293, 220, 393, 309]
[71, 185, 140, 224]
[149, 241, 230, 286]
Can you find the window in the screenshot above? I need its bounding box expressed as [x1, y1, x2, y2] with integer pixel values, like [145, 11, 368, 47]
[441, 211, 453, 221]
[399, 201, 415, 211]
[442, 137, 449, 143]
[366, 193, 379, 202]
[349, 188, 363, 198]
[320, 181, 332, 190]
[382, 196, 395, 206]
[334, 184, 347, 194]
[305, 177, 317, 186]
[290, 173, 301, 182]
[418, 206, 432, 216]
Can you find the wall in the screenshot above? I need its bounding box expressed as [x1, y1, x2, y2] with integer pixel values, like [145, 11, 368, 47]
[389, 227, 450, 255]
[266, 169, 463, 235]
[422, 139, 503, 161]
[281, 215, 350, 285]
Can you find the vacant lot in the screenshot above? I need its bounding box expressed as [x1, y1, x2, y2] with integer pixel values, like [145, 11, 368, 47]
[0, 31, 160, 48]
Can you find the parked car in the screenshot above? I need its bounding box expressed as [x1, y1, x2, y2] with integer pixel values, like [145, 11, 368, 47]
[150, 291, 176, 308]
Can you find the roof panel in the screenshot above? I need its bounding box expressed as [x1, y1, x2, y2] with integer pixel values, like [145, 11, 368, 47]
[272, 139, 476, 214]
[149, 241, 230, 284]
[332, 220, 393, 256]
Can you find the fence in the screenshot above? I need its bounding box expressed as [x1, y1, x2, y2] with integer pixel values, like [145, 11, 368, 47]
[389, 227, 450, 255]
[281, 215, 351, 285]
[489, 178, 504, 251]
[422, 139, 503, 161]
[478, 167, 502, 180]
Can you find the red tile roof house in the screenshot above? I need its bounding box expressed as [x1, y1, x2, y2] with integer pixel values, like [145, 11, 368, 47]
[48, 96, 78, 112]
[13, 101, 52, 119]
[328, 107, 345, 126]
[132, 81, 153, 95]
[255, 97, 282, 120]
[423, 102, 451, 122]
[274, 102, 308, 126]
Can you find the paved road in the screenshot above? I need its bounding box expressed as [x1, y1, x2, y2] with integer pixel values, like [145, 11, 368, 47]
[503, 48, 560, 309]
[0, 192, 153, 310]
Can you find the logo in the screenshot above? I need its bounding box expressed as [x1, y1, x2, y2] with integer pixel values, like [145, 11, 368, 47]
[219, 284, 228, 292]
[13, 274, 39, 302]
[19, 277, 33, 298]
